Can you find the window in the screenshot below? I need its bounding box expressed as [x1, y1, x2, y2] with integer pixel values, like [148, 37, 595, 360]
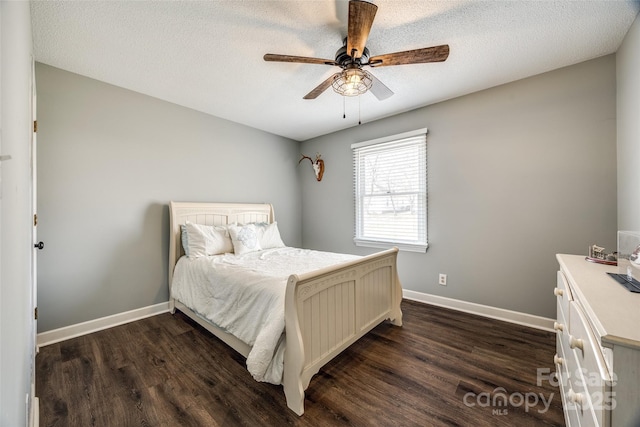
[352, 128, 428, 252]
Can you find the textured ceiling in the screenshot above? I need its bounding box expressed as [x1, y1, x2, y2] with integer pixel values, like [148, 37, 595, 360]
[31, 1, 640, 141]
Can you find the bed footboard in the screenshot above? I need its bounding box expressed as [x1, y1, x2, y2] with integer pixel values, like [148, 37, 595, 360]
[283, 247, 402, 415]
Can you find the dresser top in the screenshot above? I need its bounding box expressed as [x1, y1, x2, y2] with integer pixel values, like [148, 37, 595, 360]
[557, 254, 640, 349]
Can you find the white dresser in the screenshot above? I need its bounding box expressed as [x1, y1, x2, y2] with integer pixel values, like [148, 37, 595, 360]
[555, 254, 640, 427]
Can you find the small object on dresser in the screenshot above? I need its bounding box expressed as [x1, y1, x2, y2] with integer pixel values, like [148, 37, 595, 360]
[618, 231, 640, 279]
[606, 231, 640, 292]
[606, 272, 640, 293]
[585, 244, 617, 265]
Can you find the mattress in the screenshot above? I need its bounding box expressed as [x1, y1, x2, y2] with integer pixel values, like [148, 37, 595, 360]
[170, 247, 360, 384]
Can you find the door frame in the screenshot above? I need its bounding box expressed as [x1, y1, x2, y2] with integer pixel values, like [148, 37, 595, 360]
[28, 56, 39, 427]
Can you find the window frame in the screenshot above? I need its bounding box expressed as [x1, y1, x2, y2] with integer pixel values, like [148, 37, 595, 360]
[352, 128, 428, 253]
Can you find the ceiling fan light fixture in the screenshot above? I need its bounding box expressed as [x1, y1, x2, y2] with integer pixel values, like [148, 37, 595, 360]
[332, 68, 373, 97]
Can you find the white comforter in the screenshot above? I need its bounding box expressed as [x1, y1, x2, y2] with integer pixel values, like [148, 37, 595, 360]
[170, 247, 360, 385]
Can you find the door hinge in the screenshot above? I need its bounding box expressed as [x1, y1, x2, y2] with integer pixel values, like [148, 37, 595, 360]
[34, 307, 38, 320]
[33, 120, 37, 133]
[33, 214, 38, 227]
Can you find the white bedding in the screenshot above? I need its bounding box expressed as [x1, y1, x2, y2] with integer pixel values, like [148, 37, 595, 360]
[170, 247, 360, 385]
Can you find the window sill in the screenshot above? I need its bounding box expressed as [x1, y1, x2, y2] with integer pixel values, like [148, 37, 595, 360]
[354, 238, 428, 253]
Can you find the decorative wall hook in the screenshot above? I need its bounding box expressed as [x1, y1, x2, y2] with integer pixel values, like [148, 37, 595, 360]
[299, 153, 325, 181]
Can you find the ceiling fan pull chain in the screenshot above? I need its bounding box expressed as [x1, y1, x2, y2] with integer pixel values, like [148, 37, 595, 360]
[343, 96, 346, 119]
[358, 95, 362, 125]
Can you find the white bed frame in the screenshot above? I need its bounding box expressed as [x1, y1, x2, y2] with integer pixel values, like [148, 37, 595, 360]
[168, 201, 403, 415]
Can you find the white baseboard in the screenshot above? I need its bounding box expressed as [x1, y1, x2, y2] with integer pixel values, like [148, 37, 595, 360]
[37, 293, 553, 348]
[37, 302, 171, 347]
[403, 289, 555, 332]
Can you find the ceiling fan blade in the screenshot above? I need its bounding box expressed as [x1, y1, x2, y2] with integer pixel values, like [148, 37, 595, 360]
[347, 0, 378, 60]
[303, 74, 339, 99]
[368, 73, 394, 101]
[369, 44, 450, 67]
[264, 54, 337, 66]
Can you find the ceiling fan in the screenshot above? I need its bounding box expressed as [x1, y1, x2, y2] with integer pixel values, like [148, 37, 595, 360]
[263, 0, 449, 101]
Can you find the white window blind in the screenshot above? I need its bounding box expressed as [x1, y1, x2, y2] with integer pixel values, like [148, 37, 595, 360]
[352, 129, 428, 252]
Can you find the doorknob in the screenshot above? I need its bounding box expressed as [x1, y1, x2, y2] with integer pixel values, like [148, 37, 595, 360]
[34, 241, 44, 250]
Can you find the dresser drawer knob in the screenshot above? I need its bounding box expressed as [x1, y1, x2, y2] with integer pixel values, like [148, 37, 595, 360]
[569, 335, 584, 350]
[554, 287, 564, 297]
[554, 354, 564, 365]
[568, 389, 584, 406]
[553, 322, 564, 332]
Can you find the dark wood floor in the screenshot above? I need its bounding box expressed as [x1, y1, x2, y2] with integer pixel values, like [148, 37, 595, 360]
[36, 300, 565, 426]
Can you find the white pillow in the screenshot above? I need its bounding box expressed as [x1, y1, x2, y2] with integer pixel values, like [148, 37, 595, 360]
[255, 222, 285, 249]
[228, 223, 262, 255]
[182, 222, 233, 257]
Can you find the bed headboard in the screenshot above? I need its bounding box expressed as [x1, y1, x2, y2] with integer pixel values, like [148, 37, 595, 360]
[168, 202, 274, 288]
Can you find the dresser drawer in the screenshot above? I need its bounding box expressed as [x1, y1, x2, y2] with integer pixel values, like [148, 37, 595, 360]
[555, 333, 571, 398]
[556, 270, 573, 322]
[556, 334, 579, 427]
[573, 370, 598, 427]
[568, 302, 613, 426]
[559, 329, 599, 427]
[555, 296, 569, 336]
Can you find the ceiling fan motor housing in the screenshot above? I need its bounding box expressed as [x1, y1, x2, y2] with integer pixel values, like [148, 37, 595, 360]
[335, 41, 370, 67]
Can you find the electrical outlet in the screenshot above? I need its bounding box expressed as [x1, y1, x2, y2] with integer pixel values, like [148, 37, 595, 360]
[439, 274, 447, 286]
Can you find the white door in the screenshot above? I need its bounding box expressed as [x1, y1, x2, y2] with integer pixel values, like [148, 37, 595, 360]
[29, 57, 40, 427]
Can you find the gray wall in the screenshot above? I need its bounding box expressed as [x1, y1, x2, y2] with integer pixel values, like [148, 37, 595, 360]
[617, 13, 640, 231]
[36, 63, 302, 332]
[300, 55, 618, 319]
